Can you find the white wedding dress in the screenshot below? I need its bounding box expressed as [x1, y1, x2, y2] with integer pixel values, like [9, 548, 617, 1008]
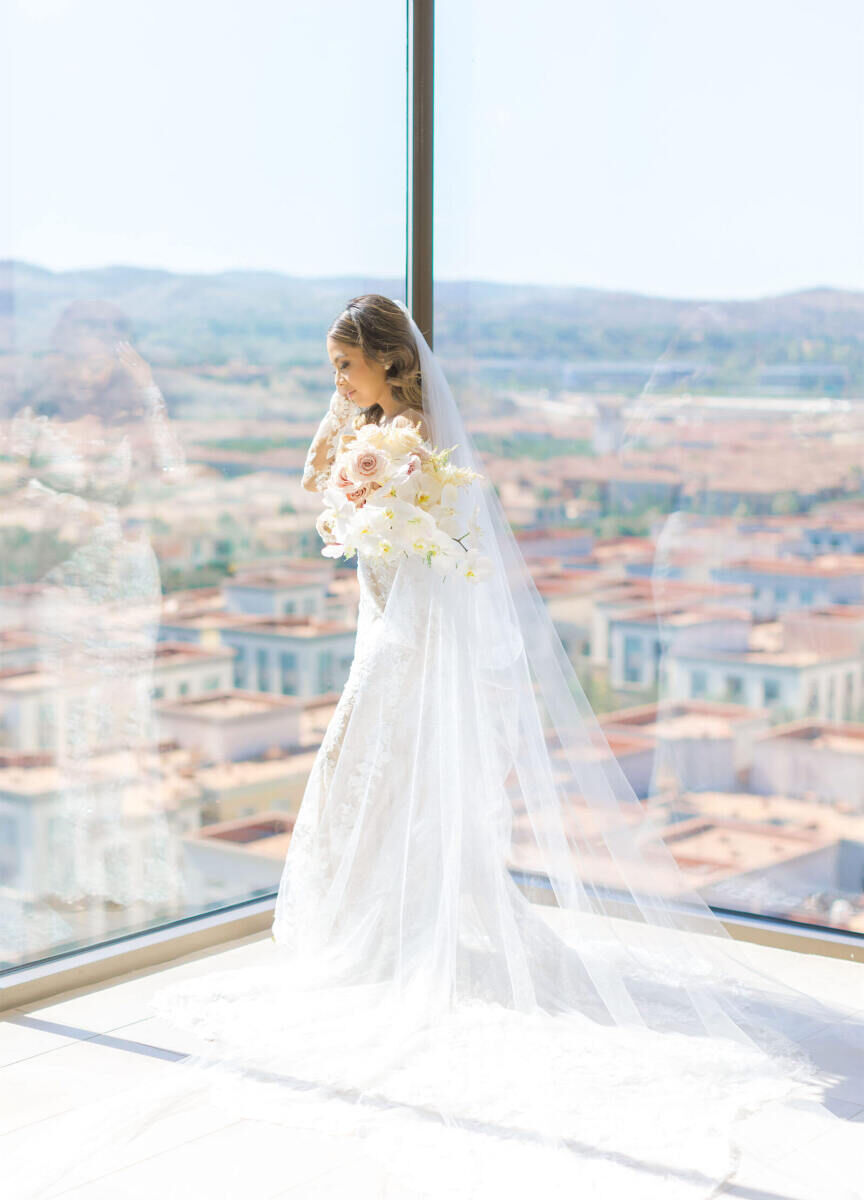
[144, 311, 864, 1199]
[6, 306, 864, 1200]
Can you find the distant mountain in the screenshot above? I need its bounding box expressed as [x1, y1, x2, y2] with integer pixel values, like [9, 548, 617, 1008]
[2, 260, 862, 394]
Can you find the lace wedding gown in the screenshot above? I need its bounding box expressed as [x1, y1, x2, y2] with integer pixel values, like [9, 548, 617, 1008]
[273, 397, 595, 1010]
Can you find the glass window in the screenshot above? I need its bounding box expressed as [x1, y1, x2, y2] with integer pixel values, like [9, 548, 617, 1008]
[0, 816, 18, 887]
[3, 0, 407, 966]
[280, 651, 298, 696]
[724, 676, 744, 703]
[257, 648, 271, 692]
[5, 0, 862, 970]
[318, 650, 335, 693]
[436, 0, 862, 937]
[623, 634, 643, 684]
[844, 671, 855, 720]
[691, 669, 708, 699]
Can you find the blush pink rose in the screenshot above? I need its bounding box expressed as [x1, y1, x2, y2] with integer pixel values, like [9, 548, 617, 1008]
[349, 447, 387, 483]
[346, 483, 370, 507]
[334, 464, 353, 490]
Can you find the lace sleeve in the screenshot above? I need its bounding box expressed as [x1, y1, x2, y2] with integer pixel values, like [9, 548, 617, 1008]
[302, 390, 360, 492]
[139, 383, 187, 482]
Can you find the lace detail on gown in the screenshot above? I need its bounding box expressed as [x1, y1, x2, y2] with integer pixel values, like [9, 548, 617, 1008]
[276, 405, 444, 976]
[317, 555, 400, 795]
[301, 389, 361, 491]
[271, 552, 424, 968]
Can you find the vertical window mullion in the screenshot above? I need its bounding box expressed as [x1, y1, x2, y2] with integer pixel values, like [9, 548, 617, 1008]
[406, 0, 434, 347]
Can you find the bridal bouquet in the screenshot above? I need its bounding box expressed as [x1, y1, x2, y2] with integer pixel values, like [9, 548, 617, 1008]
[315, 419, 493, 583]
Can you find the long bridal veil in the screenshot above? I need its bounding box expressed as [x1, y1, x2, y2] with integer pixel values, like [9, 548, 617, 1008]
[6, 299, 863, 1200]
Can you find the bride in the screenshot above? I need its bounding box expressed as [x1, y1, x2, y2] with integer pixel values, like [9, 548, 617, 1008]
[8, 296, 863, 1200]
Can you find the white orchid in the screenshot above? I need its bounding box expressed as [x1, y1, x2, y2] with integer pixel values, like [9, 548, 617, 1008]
[315, 507, 339, 542]
[466, 502, 484, 545]
[454, 547, 493, 583]
[428, 543, 462, 575]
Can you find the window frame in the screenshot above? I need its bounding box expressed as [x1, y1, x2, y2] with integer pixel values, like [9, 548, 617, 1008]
[3, 0, 863, 1008]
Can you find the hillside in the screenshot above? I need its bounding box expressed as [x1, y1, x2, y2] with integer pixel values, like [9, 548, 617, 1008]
[2, 261, 862, 395]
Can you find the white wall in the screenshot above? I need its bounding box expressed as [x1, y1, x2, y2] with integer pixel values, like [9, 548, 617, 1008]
[751, 735, 864, 812]
[157, 704, 302, 763]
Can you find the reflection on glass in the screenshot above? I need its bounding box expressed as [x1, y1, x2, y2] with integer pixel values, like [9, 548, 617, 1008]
[2, 301, 187, 961]
[2, 0, 407, 969]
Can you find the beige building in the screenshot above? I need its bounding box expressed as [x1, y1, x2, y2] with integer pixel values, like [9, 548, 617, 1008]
[177, 811, 296, 906]
[601, 700, 770, 795]
[156, 690, 303, 763]
[751, 720, 864, 814]
[194, 750, 320, 825]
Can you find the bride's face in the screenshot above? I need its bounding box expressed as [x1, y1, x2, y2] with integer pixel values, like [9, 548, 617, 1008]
[326, 336, 390, 410]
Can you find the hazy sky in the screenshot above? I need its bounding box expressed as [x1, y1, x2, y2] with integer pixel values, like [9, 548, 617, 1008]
[4, 0, 863, 300]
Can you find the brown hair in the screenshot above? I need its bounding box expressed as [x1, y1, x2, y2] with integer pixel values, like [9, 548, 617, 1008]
[327, 294, 423, 427]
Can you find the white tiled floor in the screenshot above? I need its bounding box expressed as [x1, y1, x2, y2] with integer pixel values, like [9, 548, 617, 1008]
[2, 924, 863, 1200]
